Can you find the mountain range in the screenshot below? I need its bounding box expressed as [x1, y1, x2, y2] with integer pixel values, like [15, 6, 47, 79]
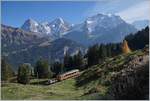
[21, 17, 71, 39]
[21, 13, 138, 46]
[2, 13, 147, 70]
[64, 14, 137, 46]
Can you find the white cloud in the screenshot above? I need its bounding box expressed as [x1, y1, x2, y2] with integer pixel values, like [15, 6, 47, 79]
[117, 1, 150, 23]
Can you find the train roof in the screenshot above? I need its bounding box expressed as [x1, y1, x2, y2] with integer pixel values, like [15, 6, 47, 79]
[59, 69, 79, 76]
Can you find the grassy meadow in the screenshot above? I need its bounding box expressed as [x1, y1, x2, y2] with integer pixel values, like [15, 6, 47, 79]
[1, 78, 84, 100]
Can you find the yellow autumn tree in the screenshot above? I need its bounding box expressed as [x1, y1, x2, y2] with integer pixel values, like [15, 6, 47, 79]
[122, 40, 131, 54]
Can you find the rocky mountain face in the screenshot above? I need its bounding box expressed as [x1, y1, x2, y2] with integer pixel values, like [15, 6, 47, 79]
[132, 20, 149, 30]
[21, 19, 40, 33]
[64, 13, 137, 46]
[21, 18, 71, 39]
[47, 18, 71, 38]
[1, 24, 49, 55]
[1, 25, 85, 70]
[6, 38, 85, 70]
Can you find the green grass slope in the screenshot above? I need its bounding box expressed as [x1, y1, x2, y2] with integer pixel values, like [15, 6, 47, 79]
[76, 49, 148, 99]
[1, 78, 84, 100]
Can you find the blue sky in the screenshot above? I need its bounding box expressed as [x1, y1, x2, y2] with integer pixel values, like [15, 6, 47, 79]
[2, 0, 150, 27]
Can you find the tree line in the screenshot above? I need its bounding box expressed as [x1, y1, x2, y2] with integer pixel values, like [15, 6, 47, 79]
[1, 50, 84, 84]
[87, 43, 122, 66]
[125, 26, 149, 50]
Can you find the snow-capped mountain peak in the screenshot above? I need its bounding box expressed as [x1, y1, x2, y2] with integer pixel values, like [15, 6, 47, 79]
[64, 13, 137, 46]
[56, 17, 65, 24]
[49, 17, 67, 26]
[48, 18, 71, 37]
[108, 13, 112, 17]
[41, 21, 49, 26]
[21, 13, 137, 46]
[21, 18, 39, 32]
[26, 18, 38, 25]
[21, 17, 71, 39]
[83, 13, 125, 33]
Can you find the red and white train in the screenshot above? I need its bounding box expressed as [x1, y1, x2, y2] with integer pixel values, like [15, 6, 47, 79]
[48, 69, 80, 84]
[56, 69, 80, 81]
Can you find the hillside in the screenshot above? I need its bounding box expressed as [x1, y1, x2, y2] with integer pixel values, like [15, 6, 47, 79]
[1, 47, 149, 100]
[76, 46, 149, 99]
[3, 38, 85, 70]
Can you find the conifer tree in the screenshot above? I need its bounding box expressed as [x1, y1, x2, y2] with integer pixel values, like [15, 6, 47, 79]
[34, 59, 53, 78]
[64, 52, 71, 71]
[125, 26, 149, 50]
[52, 61, 63, 75]
[1, 58, 14, 81]
[106, 44, 112, 57]
[17, 63, 31, 84]
[99, 44, 107, 59]
[87, 44, 99, 66]
[73, 50, 84, 70]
